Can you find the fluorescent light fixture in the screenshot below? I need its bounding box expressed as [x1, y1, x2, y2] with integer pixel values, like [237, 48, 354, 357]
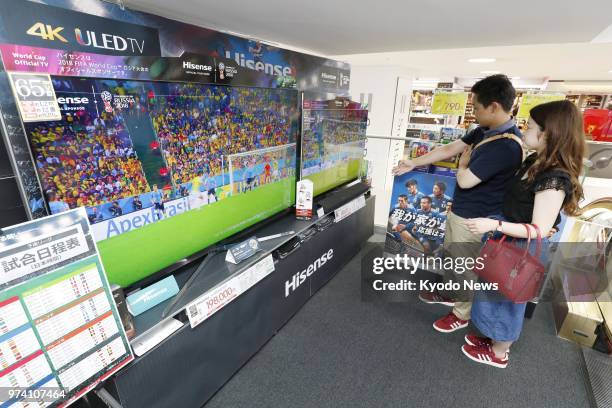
[480, 70, 500, 75]
[468, 58, 496, 63]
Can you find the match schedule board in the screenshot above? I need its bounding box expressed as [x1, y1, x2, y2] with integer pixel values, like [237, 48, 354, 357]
[0, 209, 133, 407]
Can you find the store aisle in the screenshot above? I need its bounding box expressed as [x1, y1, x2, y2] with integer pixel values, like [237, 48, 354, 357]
[204, 238, 591, 408]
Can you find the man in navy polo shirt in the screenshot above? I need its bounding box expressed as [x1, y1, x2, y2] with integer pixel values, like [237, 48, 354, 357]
[393, 74, 523, 333]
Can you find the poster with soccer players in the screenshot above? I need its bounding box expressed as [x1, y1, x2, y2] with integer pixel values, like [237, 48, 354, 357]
[385, 171, 456, 257]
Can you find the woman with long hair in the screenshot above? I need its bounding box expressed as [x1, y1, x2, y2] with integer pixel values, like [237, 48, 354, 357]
[461, 100, 585, 368]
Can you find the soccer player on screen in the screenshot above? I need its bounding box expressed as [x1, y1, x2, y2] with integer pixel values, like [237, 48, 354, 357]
[47, 192, 70, 214]
[150, 184, 165, 220]
[203, 173, 217, 203]
[244, 161, 255, 192]
[263, 159, 272, 184]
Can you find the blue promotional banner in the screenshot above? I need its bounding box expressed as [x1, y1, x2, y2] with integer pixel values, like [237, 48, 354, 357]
[385, 171, 457, 257]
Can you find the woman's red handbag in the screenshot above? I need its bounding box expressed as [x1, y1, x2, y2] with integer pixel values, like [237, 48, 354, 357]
[474, 223, 545, 303]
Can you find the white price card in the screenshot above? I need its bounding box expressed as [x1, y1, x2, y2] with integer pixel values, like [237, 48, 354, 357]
[8, 72, 61, 122]
[334, 195, 366, 223]
[186, 255, 275, 328]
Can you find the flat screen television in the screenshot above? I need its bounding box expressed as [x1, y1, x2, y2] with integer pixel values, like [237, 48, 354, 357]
[24, 77, 299, 287]
[300, 98, 367, 196]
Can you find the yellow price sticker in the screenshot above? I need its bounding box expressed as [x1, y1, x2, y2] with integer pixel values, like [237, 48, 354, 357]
[516, 94, 565, 120]
[431, 92, 468, 116]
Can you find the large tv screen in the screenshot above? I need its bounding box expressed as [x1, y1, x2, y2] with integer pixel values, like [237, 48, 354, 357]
[301, 99, 367, 196]
[25, 77, 298, 287]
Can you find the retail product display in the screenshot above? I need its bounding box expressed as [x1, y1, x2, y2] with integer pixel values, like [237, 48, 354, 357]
[23, 77, 299, 287]
[301, 98, 368, 196]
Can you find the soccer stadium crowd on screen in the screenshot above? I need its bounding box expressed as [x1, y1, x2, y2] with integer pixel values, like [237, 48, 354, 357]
[151, 85, 296, 185]
[28, 110, 151, 214]
[27, 84, 297, 222]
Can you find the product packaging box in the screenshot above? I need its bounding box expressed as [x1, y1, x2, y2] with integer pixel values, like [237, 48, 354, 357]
[553, 286, 604, 348]
[296, 179, 314, 220]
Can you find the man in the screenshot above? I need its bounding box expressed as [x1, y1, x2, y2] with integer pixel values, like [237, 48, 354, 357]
[430, 181, 451, 213]
[442, 201, 453, 216]
[132, 196, 143, 212]
[203, 173, 217, 203]
[411, 196, 443, 255]
[109, 201, 123, 217]
[393, 74, 523, 333]
[87, 207, 102, 224]
[47, 192, 70, 214]
[394, 194, 409, 210]
[244, 161, 255, 192]
[405, 179, 424, 209]
[150, 184, 165, 220]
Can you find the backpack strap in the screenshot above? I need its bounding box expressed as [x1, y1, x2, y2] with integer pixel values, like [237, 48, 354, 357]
[473, 133, 523, 151]
[464, 133, 526, 167]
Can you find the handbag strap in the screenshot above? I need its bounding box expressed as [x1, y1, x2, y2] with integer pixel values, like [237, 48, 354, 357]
[521, 223, 542, 259]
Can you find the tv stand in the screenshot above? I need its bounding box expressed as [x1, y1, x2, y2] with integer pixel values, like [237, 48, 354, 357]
[102, 193, 375, 408]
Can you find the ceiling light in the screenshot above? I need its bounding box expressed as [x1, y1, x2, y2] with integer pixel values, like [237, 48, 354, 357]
[468, 58, 496, 63]
[480, 70, 500, 75]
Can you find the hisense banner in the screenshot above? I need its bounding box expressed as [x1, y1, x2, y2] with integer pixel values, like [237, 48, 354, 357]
[0, 0, 349, 94]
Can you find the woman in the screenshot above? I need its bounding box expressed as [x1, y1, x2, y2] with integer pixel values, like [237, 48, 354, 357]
[462, 100, 585, 368]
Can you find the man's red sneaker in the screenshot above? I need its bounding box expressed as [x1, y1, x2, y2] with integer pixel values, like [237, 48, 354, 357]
[464, 334, 492, 348]
[461, 344, 509, 368]
[418, 291, 455, 307]
[433, 312, 468, 333]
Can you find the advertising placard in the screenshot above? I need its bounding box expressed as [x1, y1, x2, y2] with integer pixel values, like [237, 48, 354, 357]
[431, 91, 468, 116]
[385, 172, 456, 259]
[7, 72, 61, 122]
[0, 208, 134, 407]
[516, 94, 566, 121]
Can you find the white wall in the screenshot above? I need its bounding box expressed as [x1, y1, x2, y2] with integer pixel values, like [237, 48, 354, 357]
[347, 65, 414, 227]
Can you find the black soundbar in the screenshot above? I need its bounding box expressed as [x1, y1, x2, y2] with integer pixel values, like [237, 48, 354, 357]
[315, 181, 370, 215]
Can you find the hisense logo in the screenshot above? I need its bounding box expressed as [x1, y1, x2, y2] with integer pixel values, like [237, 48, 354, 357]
[321, 72, 337, 81]
[285, 249, 334, 297]
[183, 61, 212, 71]
[225, 51, 292, 76]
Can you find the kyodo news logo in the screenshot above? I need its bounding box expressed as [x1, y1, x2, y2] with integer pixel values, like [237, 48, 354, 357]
[284, 249, 334, 297]
[26, 22, 149, 54]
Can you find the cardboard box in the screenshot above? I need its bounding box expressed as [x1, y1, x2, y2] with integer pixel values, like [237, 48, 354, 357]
[553, 297, 604, 348]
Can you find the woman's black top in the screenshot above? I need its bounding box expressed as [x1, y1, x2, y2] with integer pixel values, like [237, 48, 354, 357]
[502, 153, 573, 226]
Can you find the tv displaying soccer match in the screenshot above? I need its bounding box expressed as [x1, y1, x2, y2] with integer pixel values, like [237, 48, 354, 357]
[25, 77, 298, 287]
[301, 99, 367, 196]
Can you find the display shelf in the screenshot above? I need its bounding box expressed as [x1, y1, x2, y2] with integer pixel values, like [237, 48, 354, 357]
[103, 193, 375, 408]
[129, 209, 321, 348]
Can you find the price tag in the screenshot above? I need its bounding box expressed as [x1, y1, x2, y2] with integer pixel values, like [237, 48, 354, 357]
[8, 72, 61, 122]
[431, 91, 468, 116]
[516, 94, 565, 121]
[186, 254, 275, 328]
